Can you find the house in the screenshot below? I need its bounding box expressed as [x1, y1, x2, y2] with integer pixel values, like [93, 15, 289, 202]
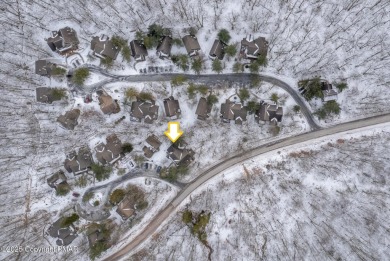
[95, 134, 123, 165]
[209, 39, 226, 60]
[255, 102, 283, 124]
[143, 134, 161, 158]
[182, 35, 201, 57]
[167, 143, 195, 167]
[220, 100, 247, 125]
[64, 147, 93, 175]
[90, 35, 120, 60]
[321, 81, 338, 101]
[116, 196, 135, 220]
[47, 27, 79, 54]
[35, 60, 60, 77]
[156, 36, 172, 59]
[87, 229, 106, 248]
[195, 97, 212, 120]
[98, 90, 120, 115]
[163, 96, 181, 119]
[36, 87, 62, 104]
[130, 40, 148, 61]
[240, 35, 268, 60]
[57, 109, 80, 130]
[47, 170, 67, 189]
[47, 218, 78, 246]
[130, 100, 159, 124]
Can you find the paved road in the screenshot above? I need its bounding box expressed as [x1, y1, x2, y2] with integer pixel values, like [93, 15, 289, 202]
[102, 113, 390, 261]
[82, 65, 320, 130]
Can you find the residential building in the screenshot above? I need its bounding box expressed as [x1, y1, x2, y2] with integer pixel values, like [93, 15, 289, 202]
[156, 36, 172, 59]
[90, 35, 120, 60]
[47, 27, 79, 54]
[220, 100, 247, 125]
[116, 196, 135, 220]
[57, 109, 80, 130]
[255, 102, 283, 124]
[36, 87, 63, 104]
[321, 81, 338, 101]
[240, 35, 268, 60]
[163, 96, 181, 119]
[47, 218, 78, 246]
[209, 39, 226, 60]
[64, 147, 93, 175]
[130, 40, 148, 61]
[35, 60, 64, 77]
[98, 90, 120, 115]
[195, 97, 212, 120]
[143, 134, 161, 158]
[182, 35, 201, 57]
[95, 134, 123, 165]
[47, 170, 67, 189]
[130, 100, 159, 124]
[167, 143, 195, 167]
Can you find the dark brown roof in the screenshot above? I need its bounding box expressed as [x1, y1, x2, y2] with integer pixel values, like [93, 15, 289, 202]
[145, 134, 161, 150]
[163, 96, 181, 118]
[47, 218, 77, 246]
[256, 102, 283, 123]
[57, 109, 80, 130]
[98, 92, 119, 114]
[167, 145, 195, 166]
[95, 134, 123, 165]
[143, 146, 155, 158]
[209, 39, 226, 60]
[116, 196, 135, 219]
[220, 100, 247, 124]
[130, 40, 148, 61]
[91, 36, 120, 60]
[130, 101, 159, 123]
[36, 87, 62, 104]
[47, 170, 67, 188]
[47, 27, 79, 53]
[64, 147, 93, 175]
[35, 60, 57, 76]
[195, 97, 212, 120]
[240, 36, 268, 59]
[182, 35, 201, 56]
[157, 36, 172, 58]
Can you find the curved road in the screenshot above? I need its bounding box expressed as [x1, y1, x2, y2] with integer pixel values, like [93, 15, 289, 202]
[82, 65, 320, 130]
[103, 113, 390, 261]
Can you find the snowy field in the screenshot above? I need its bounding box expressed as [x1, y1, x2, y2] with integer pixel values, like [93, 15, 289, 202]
[127, 123, 390, 261]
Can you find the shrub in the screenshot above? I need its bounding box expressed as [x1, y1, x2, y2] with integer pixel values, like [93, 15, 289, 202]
[122, 45, 131, 62]
[293, 105, 301, 113]
[171, 75, 187, 86]
[125, 88, 139, 100]
[172, 38, 183, 46]
[247, 100, 259, 114]
[225, 45, 237, 58]
[92, 164, 112, 182]
[197, 85, 208, 95]
[211, 59, 223, 74]
[93, 200, 100, 206]
[83, 192, 94, 202]
[187, 83, 197, 99]
[249, 62, 259, 73]
[75, 175, 87, 187]
[188, 27, 198, 36]
[335, 82, 348, 92]
[51, 67, 67, 76]
[121, 143, 133, 154]
[56, 183, 70, 196]
[323, 100, 341, 115]
[256, 55, 268, 67]
[51, 88, 66, 100]
[238, 88, 250, 102]
[111, 36, 126, 48]
[100, 57, 113, 68]
[182, 210, 193, 223]
[270, 93, 279, 103]
[191, 58, 202, 74]
[137, 200, 148, 210]
[172, 54, 190, 71]
[73, 68, 90, 85]
[233, 62, 242, 73]
[109, 189, 125, 205]
[61, 213, 79, 228]
[217, 29, 231, 43]
[90, 241, 109, 260]
[299, 77, 322, 101]
[207, 95, 218, 105]
[138, 92, 154, 101]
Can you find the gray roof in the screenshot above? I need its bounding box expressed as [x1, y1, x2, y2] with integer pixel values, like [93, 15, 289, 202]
[182, 35, 201, 56]
[256, 102, 283, 123]
[130, 100, 159, 123]
[240, 36, 268, 59]
[47, 170, 67, 189]
[209, 39, 225, 60]
[35, 60, 56, 76]
[47, 27, 79, 53]
[163, 96, 181, 118]
[91, 36, 120, 60]
[57, 109, 80, 130]
[195, 97, 212, 120]
[36, 87, 62, 104]
[167, 145, 195, 166]
[157, 36, 172, 58]
[64, 147, 93, 175]
[220, 100, 247, 124]
[95, 134, 123, 165]
[130, 40, 148, 61]
[47, 218, 77, 246]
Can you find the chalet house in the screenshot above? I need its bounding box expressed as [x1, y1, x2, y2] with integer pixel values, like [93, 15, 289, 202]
[220, 100, 247, 125]
[47, 27, 79, 54]
[130, 40, 148, 61]
[240, 35, 268, 60]
[143, 134, 162, 158]
[167, 143, 195, 167]
[182, 35, 201, 57]
[130, 100, 159, 124]
[98, 90, 120, 115]
[321, 81, 338, 101]
[116, 196, 135, 220]
[36, 87, 63, 104]
[57, 109, 80, 130]
[47, 218, 77, 246]
[90, 35, 120, 60]
[209, 39, 226, 60]
[95, 134, 123, 165]
[87, 229, 106, 248]
[64, 147, 93, 175]
[35, 60, 63, 77]
[255, 102, 283, 124]
[47, 170, 69, 196]
[195, 97, 212, 120]
[156, 36, 172, 59]
[163, 96, 181, 119]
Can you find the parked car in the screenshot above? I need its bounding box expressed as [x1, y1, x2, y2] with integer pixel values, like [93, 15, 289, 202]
[128, 160, 135, 169]
[142, 163, 148, 170]
[72, 192, 80, 197]
[156, 166, 162, 173]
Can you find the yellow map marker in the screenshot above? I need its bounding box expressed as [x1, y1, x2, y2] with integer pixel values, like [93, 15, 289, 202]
[164, 122, 183, 143]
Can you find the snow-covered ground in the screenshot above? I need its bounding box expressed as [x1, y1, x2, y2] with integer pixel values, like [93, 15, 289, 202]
[126, 123, 390, 261]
